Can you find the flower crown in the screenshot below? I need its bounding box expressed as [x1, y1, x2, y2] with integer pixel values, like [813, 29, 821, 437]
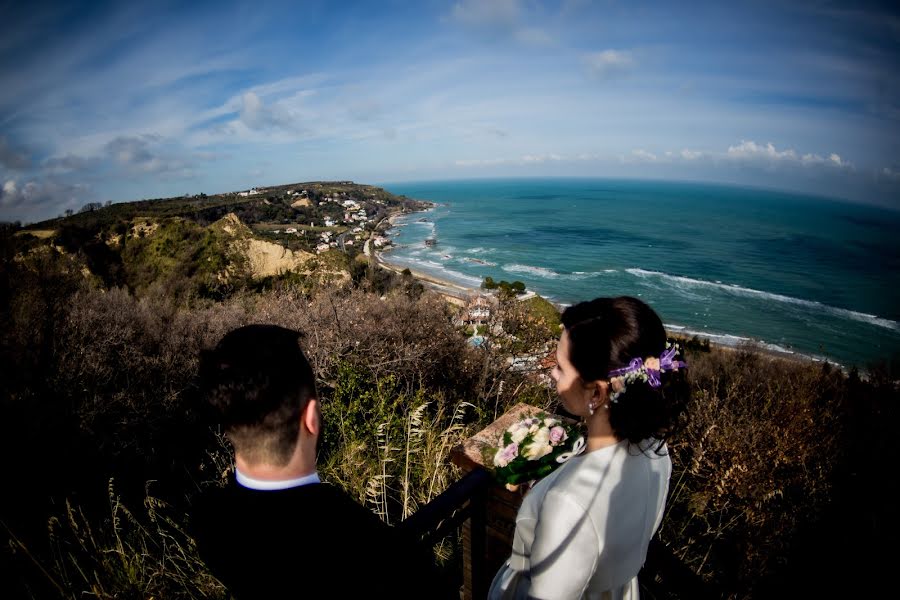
[607, 342, 686, 403]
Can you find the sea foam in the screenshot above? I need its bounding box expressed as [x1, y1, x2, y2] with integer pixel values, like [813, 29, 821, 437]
[628, 268, 899, 332]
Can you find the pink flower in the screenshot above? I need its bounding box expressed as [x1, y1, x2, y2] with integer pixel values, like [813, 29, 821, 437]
[494, 442, 519, 468]
[549, 426, 567, 445]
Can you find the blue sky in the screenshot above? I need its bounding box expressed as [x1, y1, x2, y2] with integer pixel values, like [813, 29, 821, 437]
[1, 0, 898, 222]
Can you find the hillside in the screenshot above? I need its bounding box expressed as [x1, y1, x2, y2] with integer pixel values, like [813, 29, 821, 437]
[7, 181, 428, 297]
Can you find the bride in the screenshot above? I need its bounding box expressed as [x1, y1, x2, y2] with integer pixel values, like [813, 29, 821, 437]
[489, 296, 690, 600]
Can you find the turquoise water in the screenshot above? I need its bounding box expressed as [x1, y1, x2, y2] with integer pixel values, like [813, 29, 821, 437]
[381, 178, 900, 368]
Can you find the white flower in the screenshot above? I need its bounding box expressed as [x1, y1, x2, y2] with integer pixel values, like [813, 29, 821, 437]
[524, 440, 553, 460]
[532, 426, 551, 446]
[543, 417, 558, 427]
[510, 425, 529, 444]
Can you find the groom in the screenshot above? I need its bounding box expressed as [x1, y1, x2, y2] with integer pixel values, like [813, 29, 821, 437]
[192, 324, 437, 599]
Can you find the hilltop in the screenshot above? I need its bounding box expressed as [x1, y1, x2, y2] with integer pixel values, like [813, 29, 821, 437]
[7, 181, 430, 298]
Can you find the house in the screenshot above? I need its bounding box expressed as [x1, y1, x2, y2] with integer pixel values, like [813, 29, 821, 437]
[461, 296, 492, 325]
[285, 227, 298, 234]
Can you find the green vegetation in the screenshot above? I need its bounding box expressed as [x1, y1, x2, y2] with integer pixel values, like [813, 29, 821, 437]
[481, 276, 526, 295]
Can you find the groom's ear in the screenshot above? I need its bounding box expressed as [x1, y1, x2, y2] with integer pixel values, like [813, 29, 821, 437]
[301, 398, 320, 437]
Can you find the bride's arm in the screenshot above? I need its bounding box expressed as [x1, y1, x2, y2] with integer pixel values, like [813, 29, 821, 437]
[527, 490, 600, 599]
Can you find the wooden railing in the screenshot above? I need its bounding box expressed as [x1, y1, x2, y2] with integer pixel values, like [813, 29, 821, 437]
[399, 467, 717, 600]
[399, 403, 719, 599]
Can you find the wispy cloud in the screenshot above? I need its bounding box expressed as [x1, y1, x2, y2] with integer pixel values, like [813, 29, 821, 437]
[104, 135, 193, 176]
[583, 50, 635, 79]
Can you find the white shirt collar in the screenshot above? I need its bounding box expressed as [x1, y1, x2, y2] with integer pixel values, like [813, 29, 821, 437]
[235, 468, 320, 491]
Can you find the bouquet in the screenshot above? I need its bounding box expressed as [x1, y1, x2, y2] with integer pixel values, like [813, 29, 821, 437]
[488, 413, 585, 490]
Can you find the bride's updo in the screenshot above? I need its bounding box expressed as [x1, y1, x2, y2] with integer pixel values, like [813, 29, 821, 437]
[560, 296, 689, 447]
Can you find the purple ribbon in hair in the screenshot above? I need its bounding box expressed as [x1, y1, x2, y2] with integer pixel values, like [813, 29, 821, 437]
[607, 345, 687, 389]
[609, 357, 644, 378]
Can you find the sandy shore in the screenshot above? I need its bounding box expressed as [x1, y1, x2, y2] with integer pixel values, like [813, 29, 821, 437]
[375, 252, 477, 306]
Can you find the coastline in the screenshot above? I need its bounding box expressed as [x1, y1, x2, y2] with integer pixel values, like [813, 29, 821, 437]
[377, 245, 830, 368]
[379, 204, 839, 370]
[375, 250, 474, 306]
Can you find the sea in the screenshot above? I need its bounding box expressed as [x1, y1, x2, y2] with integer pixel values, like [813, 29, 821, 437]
[379, 178, 900, 369]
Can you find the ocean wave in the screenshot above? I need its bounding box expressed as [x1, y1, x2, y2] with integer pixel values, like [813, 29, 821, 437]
[467, 247, 495, 254]
[464, 258, 497, 267]
[627, 268, 900, 332]
[503, 264, 607, 281]
[674, 326, 836, 364]
[503, 264, 561, 279]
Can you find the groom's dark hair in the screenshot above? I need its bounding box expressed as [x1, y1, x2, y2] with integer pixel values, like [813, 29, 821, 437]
[200, 324, 317, 466]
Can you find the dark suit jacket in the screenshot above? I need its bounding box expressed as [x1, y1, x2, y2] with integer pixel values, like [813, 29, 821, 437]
[192, 479, 439, 599]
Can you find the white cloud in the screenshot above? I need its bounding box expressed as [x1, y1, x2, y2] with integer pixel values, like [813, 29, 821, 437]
[632, 149, 658, 161]
[727, 140, 851, 169]
[584, 50, 635, 79]
[727, 140, 797, 161]
[239, 91, 294, 130]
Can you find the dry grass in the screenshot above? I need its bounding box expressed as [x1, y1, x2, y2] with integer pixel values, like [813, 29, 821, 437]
[1, 247, 894, 598]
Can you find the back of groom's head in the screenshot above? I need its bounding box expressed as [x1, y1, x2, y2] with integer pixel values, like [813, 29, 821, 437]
[200, 324, 316, 467]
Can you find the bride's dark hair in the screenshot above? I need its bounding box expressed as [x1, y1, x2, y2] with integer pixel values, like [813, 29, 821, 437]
[560, 296, 689, 449]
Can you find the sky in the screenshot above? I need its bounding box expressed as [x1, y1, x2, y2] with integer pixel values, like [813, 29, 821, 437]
[1, 0, 898, 223]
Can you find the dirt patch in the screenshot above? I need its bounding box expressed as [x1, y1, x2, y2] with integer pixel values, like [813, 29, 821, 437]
[245, 238, 314, 278]
[131, 220, 159, 237]
[17, 229, 55, 239]
[291, 197, 312, 208]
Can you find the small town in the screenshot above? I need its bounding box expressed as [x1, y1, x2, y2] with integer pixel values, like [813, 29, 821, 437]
[226, 182, 418, 256]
